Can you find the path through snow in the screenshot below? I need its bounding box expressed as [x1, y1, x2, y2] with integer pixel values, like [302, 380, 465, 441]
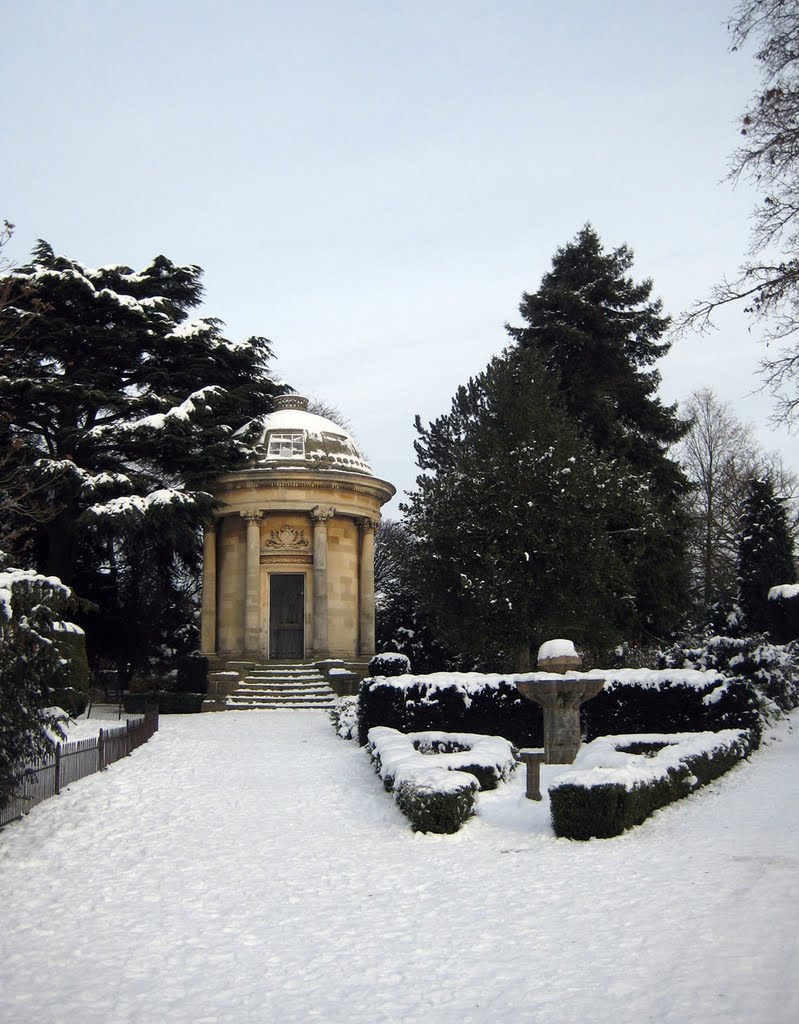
[1, 711, 797, 1023]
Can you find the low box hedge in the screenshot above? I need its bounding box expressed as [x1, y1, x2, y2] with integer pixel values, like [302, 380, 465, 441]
[580, 669, 762, 743]
[359, 673, 544, 747]
[367, 726, 516, 833]
[359, 669, 763, 749]
[549, 729, 755, 840]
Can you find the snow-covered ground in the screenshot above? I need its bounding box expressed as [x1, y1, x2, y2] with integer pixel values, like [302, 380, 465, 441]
[1, 710, 797, 1024]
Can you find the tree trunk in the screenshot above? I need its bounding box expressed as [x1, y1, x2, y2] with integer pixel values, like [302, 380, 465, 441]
[515, 645, 531, 672]
[44, 511, 78, 585]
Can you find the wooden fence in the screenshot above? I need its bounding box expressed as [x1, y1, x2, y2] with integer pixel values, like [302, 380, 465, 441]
[0, 711, 159, 829]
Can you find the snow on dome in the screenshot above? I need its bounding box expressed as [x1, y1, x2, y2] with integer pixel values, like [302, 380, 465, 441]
[254, 395, 372, 474]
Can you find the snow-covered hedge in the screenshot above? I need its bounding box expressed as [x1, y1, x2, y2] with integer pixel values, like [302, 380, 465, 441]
[580, 668, 762, 743]
[367, 727, 516, 832]
[368, 652, 411, 677]
[549, 729, 755, 840]
[359, 673, 544, 747]
[768, 585, 799, 642]
[359, 669, 761, 748]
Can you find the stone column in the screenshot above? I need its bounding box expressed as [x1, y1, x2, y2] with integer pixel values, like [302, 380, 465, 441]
[358, 517, 378, 657]
[311, 505, 335, 656]
[200, 522, 217, 655]
[241, 511, 263, 654]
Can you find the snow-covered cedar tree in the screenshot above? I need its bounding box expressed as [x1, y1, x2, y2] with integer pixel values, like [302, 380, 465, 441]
[506, 224, 691, 640]
[403, 345, 630, 671]
[0, 556, 72, 808]
[737, 477, 796, 633]
[0, 242, 283, 674]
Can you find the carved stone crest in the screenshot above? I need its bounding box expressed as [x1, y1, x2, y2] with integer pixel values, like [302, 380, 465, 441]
[263, 525, 309, 550]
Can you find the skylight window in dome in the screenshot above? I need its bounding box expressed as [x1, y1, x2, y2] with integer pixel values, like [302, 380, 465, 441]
[268, 432, 305, 457]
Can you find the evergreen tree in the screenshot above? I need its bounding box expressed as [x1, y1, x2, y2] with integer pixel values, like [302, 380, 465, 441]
[507, 225, 690, 639]
[0, 554, 71, 809]
[404, 346, 626, 669]
[737, 476, 796, 633]
[0, 242, 282, 671]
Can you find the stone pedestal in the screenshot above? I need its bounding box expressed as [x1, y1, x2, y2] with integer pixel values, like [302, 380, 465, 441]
[516, 676, 605, 764]
[517, 748, 546, 800]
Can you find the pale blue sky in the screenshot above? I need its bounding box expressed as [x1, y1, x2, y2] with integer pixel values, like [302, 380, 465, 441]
[3, 0, 785, 513]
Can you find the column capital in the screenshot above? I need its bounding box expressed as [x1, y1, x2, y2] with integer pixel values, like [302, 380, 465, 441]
[240, 510, 263, 523]
[357, 516, 379, 533]
[310, 505, 336, 523]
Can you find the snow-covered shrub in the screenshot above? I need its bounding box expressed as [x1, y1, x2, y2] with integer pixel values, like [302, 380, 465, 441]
[1, 564, 73, 807]
[330, 697, 359, 740]
[581, 668, 762, 744]
[550, 729, 754, 840]
[368, 652, 411, 677]
[358, 673, 543, 747]
[659, 635, 799, 715]
[367, 727, 515, 832]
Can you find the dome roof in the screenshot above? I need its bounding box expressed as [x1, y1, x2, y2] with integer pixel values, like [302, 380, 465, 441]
[253, 395, 372, 475]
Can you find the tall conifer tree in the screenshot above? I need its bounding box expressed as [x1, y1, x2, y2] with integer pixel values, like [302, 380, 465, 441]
[507, 225, 690, 638]
[737, 476, 796, 633]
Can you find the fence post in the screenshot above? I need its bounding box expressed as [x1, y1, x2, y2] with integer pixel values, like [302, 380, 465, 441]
[126, 719, 132, 756]
[54, 743, 61, 796]
[98, 729, 105, 771]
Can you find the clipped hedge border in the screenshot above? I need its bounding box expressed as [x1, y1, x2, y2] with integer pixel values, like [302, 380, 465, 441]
[581, 673, 762, 743]
[359, 670, 763, 749]
[359, 675, 544, 747]
[367, 726, 516, 833]
[549, 729, 755, 840]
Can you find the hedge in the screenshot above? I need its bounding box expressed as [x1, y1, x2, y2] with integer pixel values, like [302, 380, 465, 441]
[124, 691, 204, 714]
[580, 670, 762, 743]
[359, 673, 543, 748]
[367, 726, 516, 833]
[359, 669, 761, 749]
[549, 729, 755, 840]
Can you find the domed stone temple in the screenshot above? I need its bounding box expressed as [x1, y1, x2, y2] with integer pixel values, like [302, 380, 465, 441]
[200, 396, 395, 679]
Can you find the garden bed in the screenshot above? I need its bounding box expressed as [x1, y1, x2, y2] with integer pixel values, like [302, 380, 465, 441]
[549, 729, 755, 840]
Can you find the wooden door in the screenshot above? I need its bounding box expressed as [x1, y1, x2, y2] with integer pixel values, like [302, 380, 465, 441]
[269, 574, 305, 659]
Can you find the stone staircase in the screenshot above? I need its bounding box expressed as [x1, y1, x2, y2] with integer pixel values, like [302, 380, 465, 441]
[225, 663, 337, 711]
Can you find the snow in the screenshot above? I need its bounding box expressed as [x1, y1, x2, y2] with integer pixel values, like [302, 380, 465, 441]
[97, 385, 224, 434]
[0, 567, 71, 622]
[369, 668, 728, 698]
[368, 726, 514, 792]
[88, 488, 204, 518]
[538, 638, 578, 661]
[550, 730, 748, 791]
[1, 711, 797, 1024]
[769, 583, 799, 600]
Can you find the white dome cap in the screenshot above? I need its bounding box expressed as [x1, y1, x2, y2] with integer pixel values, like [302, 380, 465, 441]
[254, 395, 372, 475]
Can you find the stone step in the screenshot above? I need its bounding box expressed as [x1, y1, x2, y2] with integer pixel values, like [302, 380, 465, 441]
[243, 689, 329, 696]
[224, 700, 333, 708]
[225, 702, 333, 711]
